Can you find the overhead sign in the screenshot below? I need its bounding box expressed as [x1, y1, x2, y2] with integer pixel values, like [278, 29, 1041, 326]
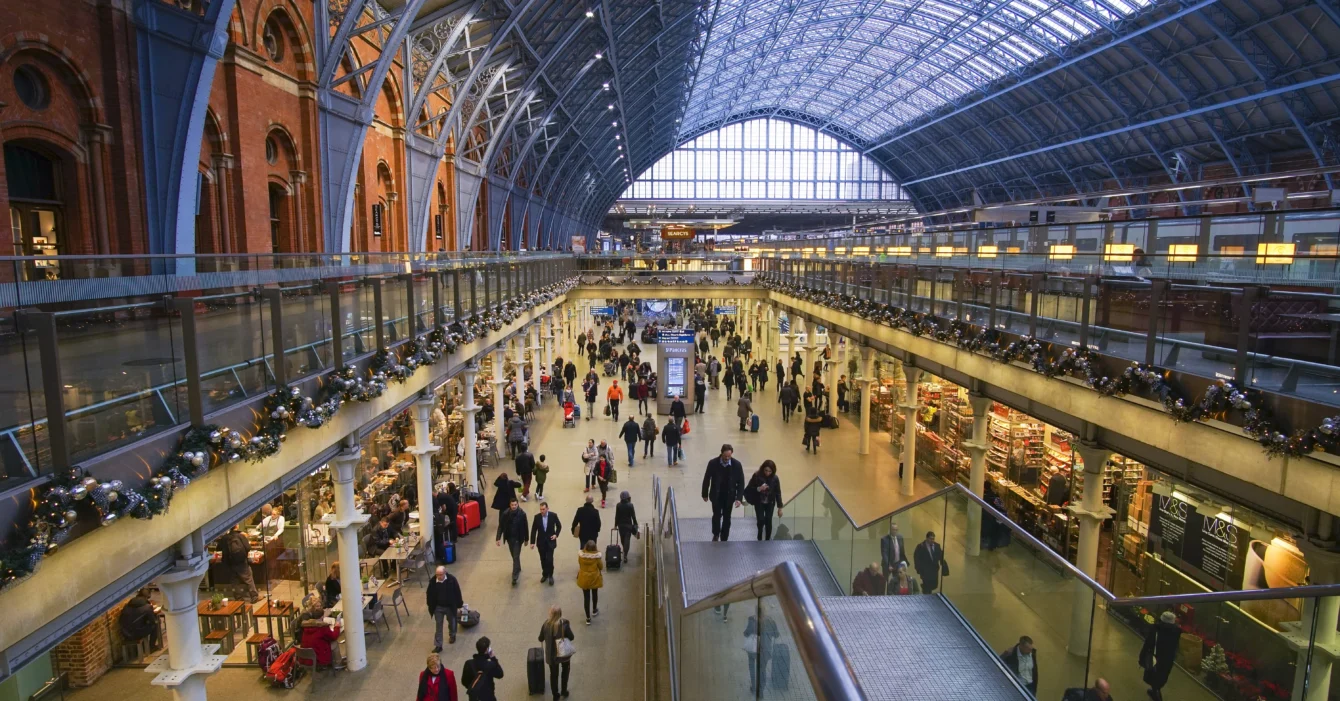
[658, 329, 696, 344]
[590, 306, 614, 316]
[661, 226, 695, 240]
[714, 306, 738, 315]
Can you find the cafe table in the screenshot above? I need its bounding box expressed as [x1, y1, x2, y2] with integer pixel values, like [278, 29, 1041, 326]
[252, 600, 296, 647]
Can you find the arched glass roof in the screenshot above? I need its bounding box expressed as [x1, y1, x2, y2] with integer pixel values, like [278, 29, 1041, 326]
[622, 118, 902, 200]
[682, 0, 1157, 144]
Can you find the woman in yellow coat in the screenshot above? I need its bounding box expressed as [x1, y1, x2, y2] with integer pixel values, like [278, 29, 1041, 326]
[576, 540, 604, 625]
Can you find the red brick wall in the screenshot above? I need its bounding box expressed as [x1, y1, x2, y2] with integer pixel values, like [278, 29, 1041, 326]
[50, 604, 123, 687]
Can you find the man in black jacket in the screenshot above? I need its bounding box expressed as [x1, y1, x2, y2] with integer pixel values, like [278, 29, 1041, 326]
[529, 501, 562, 585]
[571, 495, 602, 546]
[702, 444, 745, 541]
[515, 448, 536, 502]
[495, 498, 529, 586]
[462, 637, 504, 701]
[427, 565, 464, 651]
[913, 531, 947, 594]
[999, 635, 1038, 694]
[669, 395, 686, 425]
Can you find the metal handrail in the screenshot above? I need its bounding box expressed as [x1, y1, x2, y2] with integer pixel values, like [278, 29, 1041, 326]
[781, 477, 1340, 607]
[682, 561, 869, 701]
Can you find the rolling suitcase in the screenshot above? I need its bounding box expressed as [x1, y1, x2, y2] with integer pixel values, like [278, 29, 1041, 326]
[471, 493, 488, 524]
[527, 647, 545, 694]
[457, 513, 469, 536]
[770, 643, 790, 689]
[605, 529, 622, 571]
[750, 414, 760, 433]
[462, 499, 481, 530]
[442, 541, 456, 564]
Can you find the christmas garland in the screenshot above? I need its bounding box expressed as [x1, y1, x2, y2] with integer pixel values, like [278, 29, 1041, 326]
[0, 277, 578, 592]
[758, 275, 1340, 460]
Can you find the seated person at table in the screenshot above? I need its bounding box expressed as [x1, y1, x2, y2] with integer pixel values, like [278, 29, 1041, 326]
[322, 564, 342, 609]
[388, 500, 411, 536]
[118, 589, 160, 652]
[368, 517, 393, 557]
[298, 602, 345, 670]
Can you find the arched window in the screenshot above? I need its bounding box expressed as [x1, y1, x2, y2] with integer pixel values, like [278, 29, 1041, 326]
[623, 118, 901, 201]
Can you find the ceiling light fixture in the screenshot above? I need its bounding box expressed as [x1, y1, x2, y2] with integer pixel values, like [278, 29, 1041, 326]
[612, 121, 618, 127]
[608, 104, 614, 110]
[585, 10, 594, 18]
[595, 52, 603, 59]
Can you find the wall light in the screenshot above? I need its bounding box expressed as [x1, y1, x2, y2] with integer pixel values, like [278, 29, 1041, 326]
[1103, 243, 1134, 262]
[1168, 244, 1198, 262]
[1256, 242, 1295, 265]
[977, 245, 998, 259]
[935, 246, 955, 258]
[1049, 244, 1075, 261]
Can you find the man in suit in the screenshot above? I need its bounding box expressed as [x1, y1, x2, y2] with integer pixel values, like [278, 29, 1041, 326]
[701, 443, 745, 541]
[529, 501, 562, 585]
[879, 521, 907, 582]
[494, 498, 529, 586]
[913, 531, 947, 594]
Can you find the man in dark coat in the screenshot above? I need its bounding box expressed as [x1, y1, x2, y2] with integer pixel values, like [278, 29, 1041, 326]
[494, 498, 528, 586]
[426, 565, 464, 650]
[1141, 611, 1181, 701]
[529, 501, 562, 585]
[701, 444, 745, 541]
[572, 495, 602, 545]
[515, 448, 536, 501]
[1000, 636, 1039, 694]
[913, 531, 948, 594]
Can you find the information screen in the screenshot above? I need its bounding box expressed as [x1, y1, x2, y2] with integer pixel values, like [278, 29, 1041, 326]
[666, 357, 687, 396]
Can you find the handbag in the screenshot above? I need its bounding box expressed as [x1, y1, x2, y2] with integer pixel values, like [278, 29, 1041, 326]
[682, 419, 690, 435]
[556, 621, 577, 659]
[741, 633, 758, 652]
[604, 404, 611, 417]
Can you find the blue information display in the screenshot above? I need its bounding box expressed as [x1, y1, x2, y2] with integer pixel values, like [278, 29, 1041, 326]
[658, 329, 697, 344]
[714, 306, 737, 315]
[590, 306, 614, 316]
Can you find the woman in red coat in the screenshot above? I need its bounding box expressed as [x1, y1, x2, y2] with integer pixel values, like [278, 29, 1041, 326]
[298, 611, 343, 669]
[417, 652, 457, 701]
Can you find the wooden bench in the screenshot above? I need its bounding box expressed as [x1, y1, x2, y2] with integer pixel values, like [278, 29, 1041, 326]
[244, 633, 270, 664]
[203, 628, 233, 654]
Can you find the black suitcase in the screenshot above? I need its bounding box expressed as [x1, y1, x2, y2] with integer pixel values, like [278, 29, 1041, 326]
[527, 647, 545, 694]
[822, 414, 838, 429]
[605, 529, 622, 571]
[465, 492, 487, 523]
[459, 609, 481, 628]
[770, 643, 790, 689]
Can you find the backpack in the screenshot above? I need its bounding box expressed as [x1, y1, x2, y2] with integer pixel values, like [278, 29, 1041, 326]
[223, 532, 249, 563]
[256, 635, 279, 672]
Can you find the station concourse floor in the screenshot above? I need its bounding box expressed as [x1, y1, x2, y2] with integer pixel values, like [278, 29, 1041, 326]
[64, 330, 1214, 701]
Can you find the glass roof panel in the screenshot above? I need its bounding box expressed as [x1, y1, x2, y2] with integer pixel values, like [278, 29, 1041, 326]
[681, 0, 1157, 143]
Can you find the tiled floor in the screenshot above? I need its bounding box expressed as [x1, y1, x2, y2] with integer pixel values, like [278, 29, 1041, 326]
[61, 320, 1220, 701]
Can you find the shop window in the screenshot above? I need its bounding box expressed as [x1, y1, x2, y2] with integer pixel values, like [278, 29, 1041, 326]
[12, 64, 50, 111]
[262, 18, 285, 62]
[5, 142, 64, 274]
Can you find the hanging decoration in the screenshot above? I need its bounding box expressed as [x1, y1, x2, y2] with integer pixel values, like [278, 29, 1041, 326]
[760, 275, 1340, 460]
[0, 275, 579, 593]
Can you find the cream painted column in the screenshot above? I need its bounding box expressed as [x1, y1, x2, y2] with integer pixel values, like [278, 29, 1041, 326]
[827, 338, 841, 414]
[783, 329, 796, 374]
[147, 539, 220, 701]
[530, 323, 543, 405]
[963, 392, 994, 557]
[543, 313, 555, 371]
[857, 346, 875, 455]
[801, 321, 815, 387]
[492, 347, 508, 444]
[460, 363, 481, 493]
[899, 362, 923, 496]
[411, 394, 439, 546]
[330, 447, 370, 671]
[761, 305, 771, 363]
[1068, 442, 1114, 656]
[513, 336, 526, 402]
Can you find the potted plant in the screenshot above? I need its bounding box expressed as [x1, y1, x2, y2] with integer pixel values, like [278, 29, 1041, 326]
[209, 592, 224, 610]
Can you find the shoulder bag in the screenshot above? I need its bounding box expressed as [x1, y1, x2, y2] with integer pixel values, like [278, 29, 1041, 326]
[555, 621, 577, 659]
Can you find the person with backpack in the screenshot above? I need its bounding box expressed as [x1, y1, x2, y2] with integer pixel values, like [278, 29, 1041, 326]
[118, 589, 160, 653]
[461, 638, 504, 701]
[614, 491, 639, 564]
[220, 525, 258, 602]
[744, 460, 782, 541]
[533, 454, 550, 499]
[537, 606, 575, 701]
[640, 414, 657, 458]
[576, 540, 604, 625]
[417, 652, 457, 701]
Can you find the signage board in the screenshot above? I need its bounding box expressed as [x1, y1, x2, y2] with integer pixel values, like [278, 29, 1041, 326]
[589, 306, 614, 317]
[372, 203, 384, 236]
[661, 226, 695, 240]
[658, 329, 696, 344]
[714, 306, 738, 315]
[1148, 493, 1247, 587]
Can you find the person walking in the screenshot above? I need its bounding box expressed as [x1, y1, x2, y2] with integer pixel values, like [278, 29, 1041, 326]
[572, 495, 602, 547]
[757, 361, 769, 392]
[635, 378, 650, 414]
[537, 606, 575, 700]
[661, 418, 683, 466]
[618, 415, 640, 466]
[779, 380, 798, 423]
[913, 531, 948, 594]
[1000, 635, 1039, 695]
[495, 497, 529, 586]
[702, 444, 745, 541]
[581, 440, 598, 493]
[506, 413, 526, 458]
[1140, 611, 1181, 701]
[879, 521, 907, 581]
[591, 451, 612, 507]
[640, 414, 657, 458]
[583, 379, 597, 420]
[735, 370, 747, 401]
[491, 473, 521, 522]
[670, 394, 687, 427]
[736, 392, 753, 431]
[743, 460, 782, 540]
[693, 374, 707, 413]
[724, 364, 735, 400]
[802, 401, 823, 452]
[515, 447, 535, 502]
[427, 565, 464, 651]
[836, 375, 850, 413]
[417, 652, 457, 701]
[533, 454, 549, 499]
[530, 501, 562, 585]
[461, 638, 503, 701]
[606, 380, 623, 421]
[576, 540, 604, 625]
[564, 361, 577, 391]
[888, 562, 920, 595]
[744, 612, 779, 694]
[614, 491, 639, 564]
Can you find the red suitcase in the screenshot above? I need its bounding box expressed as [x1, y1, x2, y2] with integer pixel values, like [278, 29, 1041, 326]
[462, 500, 481, 530]
[457, 513, 469, 536]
